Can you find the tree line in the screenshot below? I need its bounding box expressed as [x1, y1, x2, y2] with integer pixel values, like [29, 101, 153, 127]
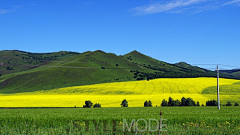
[79, 98, 239, 108]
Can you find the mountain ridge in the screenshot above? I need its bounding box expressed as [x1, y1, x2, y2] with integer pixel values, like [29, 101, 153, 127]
[0, 50, 238, 94]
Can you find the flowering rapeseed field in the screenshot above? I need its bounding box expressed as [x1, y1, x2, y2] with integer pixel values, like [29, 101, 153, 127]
[0, 77, 239, 107]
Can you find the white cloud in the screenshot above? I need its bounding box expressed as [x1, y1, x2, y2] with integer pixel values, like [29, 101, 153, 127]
[223, 0, 240, 5]
[0, 9, 11, 14]
[132, 0, 240, 15]
[132, 0, 206, 15]
[0, 5, 23, 15]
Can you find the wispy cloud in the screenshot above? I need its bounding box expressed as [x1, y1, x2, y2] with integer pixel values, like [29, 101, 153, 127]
[223, 0, 240, 6]
[132, 0, 240, 15]
[132, 0, 206, 15]
[0, 5, 22, 15]
[0, 9, 11, 14]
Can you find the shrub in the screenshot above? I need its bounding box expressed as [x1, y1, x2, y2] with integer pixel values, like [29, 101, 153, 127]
[121, 99, 128, 107]
[226, 102, 232, 106]
[186, 98, 196, 106]
[93, 103, 101, 108]
[83, 100, 93, 108]
[144, 100, 152, 107]
[161, 97, 199, 107]
[206, 100, 217, 106]
[181, 97, 187, 106]
[234, 103, 239, 106]
[161, 99, 168, 106]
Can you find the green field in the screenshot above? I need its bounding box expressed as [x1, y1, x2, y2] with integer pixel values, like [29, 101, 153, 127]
[0, 107, 239, 134]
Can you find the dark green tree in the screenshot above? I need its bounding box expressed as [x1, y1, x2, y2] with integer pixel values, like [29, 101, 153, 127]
[181, 97, 187, 106]
[144, 101, 149, 107]
[161, 99, 168, 106]
[93, 103, 101, 108]
[83, 100, 93, 108]
[197, 101, 200, 106]
[144, 100, 152, 107]
[186, 98, 196, 106]
[234, 103, 239, 106]
[173, 99, 181, 106]
[121, 99, 128, 107]
[226, 102, 232, 106]
[206, 100, 217, 106]
[168, 97, 174, 106]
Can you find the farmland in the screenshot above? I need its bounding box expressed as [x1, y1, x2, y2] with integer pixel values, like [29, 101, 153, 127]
[0, 77, 239, 107]
[0, 107, 239, 134]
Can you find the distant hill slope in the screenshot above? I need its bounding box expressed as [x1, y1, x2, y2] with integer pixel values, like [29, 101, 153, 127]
[0, 50, 238, 93]
[123, 50, 233, 79]
[220, 69, 240, 79]
[174, 62, 206, 72]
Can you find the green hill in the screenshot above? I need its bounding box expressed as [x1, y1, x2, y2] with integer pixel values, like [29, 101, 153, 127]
[0, 50, 237, 94]
[220, 69, 240, 79]
[0, 50, 79, 75]
[0, 50, 145, 93]
[123, 50, 232, 79]
[174, 62, 206, 72]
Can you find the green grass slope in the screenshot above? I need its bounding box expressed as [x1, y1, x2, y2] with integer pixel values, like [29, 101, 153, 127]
[123, 51, 233, 79]
[202, 82, 240, 95]
[220, 69, 240, 79]
[174, 62, 206, 72]
[0, 50, 145, 93]
[0, 50, 79, 75]
[124, 50, 179, 71]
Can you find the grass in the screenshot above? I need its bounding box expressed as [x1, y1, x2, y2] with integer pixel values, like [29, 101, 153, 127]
[1, 77, 239, 107]
[0, 51, 139, 93]
[0, 107, 239, 134]
[0, 50, 79, 75]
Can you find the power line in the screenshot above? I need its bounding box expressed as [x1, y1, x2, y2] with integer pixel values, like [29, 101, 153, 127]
[193, 64, 240, 68]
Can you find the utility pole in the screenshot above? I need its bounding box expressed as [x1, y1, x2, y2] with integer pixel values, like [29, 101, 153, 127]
[217, 65, 220, 109]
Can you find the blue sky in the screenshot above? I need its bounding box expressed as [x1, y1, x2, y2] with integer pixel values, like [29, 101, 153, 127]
[1, 0, 240, 70]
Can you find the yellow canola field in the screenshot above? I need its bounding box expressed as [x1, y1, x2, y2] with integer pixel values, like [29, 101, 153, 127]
[17, 77, 240, 95]
[0, 94, 210, 107]
[0, 78, 239, 107]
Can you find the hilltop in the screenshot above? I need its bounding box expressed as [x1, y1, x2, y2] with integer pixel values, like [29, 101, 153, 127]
[0, 50, 238, 93]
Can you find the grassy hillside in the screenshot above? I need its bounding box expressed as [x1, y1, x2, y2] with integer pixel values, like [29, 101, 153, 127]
[0, 50, 79, 75]
[123, 51, 233, 79]
[1, 78, 239, 107]
[220, 69, 240, 79]
[0, 50, 145, 93]
[174, 62, 206, 72]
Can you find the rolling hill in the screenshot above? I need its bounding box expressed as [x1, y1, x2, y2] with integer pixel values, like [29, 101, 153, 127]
[220, 69, 240, 79]
[0, 50, 238, 93]
[0, 50, 79, 75]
